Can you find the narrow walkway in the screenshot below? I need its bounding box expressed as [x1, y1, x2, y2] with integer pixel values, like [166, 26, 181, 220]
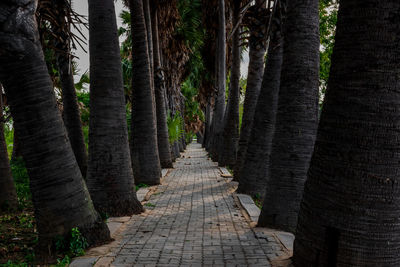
[98, 143, 289, 266]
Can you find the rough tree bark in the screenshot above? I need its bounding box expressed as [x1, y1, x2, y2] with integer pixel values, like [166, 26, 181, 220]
[294, 1, 400, 265]
[219, 0, 241, 167]
[152, 4, 173, 168]
[234, 0, 268, 179]
[237, 4, 283, 199]
[87, 0, 143, 216]
[0, 0, 110, 258]
[56, 41, 88, 177]
[0, 85, 18, 212]
[258, 0, 319, 232]
[130, 0, 162, 185]
[208, 0, 226, 161]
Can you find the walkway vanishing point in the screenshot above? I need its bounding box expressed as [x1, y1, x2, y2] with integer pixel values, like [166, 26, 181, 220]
[71, 143, 294, 267]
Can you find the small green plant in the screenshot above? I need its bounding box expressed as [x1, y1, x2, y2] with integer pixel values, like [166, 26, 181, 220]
[252, 193, 262, 209]
[135, 183, 149, 192]
[69, 227, 88, 257]
[2, 260, 28, 267]
[144, 203, 156, 208]
[55, 255, 70, 267]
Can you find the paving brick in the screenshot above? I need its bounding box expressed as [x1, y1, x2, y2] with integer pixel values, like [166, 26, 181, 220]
[103, 143, 290, 266]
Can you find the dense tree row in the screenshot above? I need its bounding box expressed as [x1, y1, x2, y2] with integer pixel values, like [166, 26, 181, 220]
[1, 0, 400, 265]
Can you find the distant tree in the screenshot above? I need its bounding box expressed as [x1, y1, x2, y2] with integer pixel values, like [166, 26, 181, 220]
[234, 0, 269, 179]
[129, 0, 162, 185]
[237, 0, 284, 199]
[219, 0, 241, 167]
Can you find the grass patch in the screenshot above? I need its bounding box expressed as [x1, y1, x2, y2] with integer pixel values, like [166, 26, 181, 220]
[144, 203, 156, 208]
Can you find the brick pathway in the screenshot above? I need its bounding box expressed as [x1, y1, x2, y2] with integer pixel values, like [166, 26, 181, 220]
[107, 143, 288, 266]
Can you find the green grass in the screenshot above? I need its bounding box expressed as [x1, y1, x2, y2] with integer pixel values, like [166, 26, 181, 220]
[144, 203, 156, 208]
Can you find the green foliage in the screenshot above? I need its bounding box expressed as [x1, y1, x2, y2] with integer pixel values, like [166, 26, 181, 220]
[4, 124, 14, 159]
[181, 80, 204, 123]
[1, 260, 29, 267]
[74, 72, 90, 92]
[55, 255, 70, 267]
[69, 228, 88, 257]
[177, 0, 204, 49]
[319, 0, 338, 106]
[10, 158, 31, 209]
[54, 227, 89, 263]
[167, 112, 185, 144]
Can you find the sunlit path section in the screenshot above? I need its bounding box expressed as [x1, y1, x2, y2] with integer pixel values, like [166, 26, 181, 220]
[95, 143, 290, 266]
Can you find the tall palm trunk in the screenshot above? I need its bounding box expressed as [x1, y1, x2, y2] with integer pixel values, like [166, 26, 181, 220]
[87, 0, 143, 216]
[130, 0, 162, 185]
[257, 0, 319, 232]
[234, 0, 267, 179]
[0, 0, 109, 257]
[0, 87, 18, 212]
[237, 6, 283, 199]
[152, 5, 173, 168]
[56, 48, 88, 177]
[209, 0, 226, 160]
[219, 0, 240, 167]
[202, 98, 212, 148]
[294, 1, 400, 265]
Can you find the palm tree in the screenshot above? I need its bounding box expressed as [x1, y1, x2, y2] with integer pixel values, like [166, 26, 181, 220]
[257, 0, 319, 232]
[294, 0, 400, 265]
[237, 1, 283, 199]
[234, 0, 268, 179]
[209, 0, 227, 160]
[130, 0, 162, 185]
[87, 0, 143, 216]
[38, 0, 88, 177]
[0, 86, 18, 212]
[0, 0, 109, 258]
[152, 3, 173, 168]
[219, 0, 241, 167]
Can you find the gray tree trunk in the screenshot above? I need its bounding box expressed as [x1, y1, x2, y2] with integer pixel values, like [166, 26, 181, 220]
[0, 0, 110, 258]
[294, 1, 400, 265]
[87, 0, 143, 216]
[258, 0, 319, 232]
[209, 0, 226, 161]
[56, 51, 88, 177]
[234, 0, 267, 180]
[130, 0, 162, 185]
[152, 5, 173, 168]
[237, 7, 284, 199]
[219, 0, 241, 167]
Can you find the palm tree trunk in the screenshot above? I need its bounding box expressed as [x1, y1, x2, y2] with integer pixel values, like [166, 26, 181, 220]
[234, 1, 267, 180]
[202, 99, 212, 148]
[87, 0, 143, 216]
[130, 0, 162, 185]
[294, 1, 400, 265]
[0, 0, 109, 258]
[257, 0, 319, 232]
[56, 52, 88, 177]
[219, 0, 241, 167]
[209, 0, 226, 161]
[237, 9, 283, 199]
[152, 5, 173, 168]
[0, 86, 18, 212]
